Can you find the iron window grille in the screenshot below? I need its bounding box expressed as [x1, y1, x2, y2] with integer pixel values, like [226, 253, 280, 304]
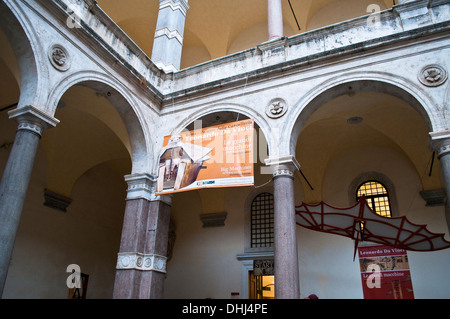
[250, 193, 274, 248]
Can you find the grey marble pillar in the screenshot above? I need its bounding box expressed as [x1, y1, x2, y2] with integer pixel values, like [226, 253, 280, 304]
[113, 174, 172, 299]
[151, 0, 189, 73]
[268, 0, 283, 41]
[266, 156, 300, 299]
[430, 132, 450, 233]
[0, 106, 58, 297]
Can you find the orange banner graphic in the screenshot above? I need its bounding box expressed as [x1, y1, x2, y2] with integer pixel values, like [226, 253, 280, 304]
[156, 119, 254, 195]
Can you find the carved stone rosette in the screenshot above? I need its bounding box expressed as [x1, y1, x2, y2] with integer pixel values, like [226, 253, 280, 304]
[48, 44, 71, 72]
[116, 252, 167, 273]
[418, 64, 447, 87]
[266, 98, 288, 119]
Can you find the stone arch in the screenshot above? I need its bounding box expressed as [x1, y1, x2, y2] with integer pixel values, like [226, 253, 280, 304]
[169, 103, 273, 163]
[46, 71, 153, 175]
[171, 103, 269, 134]
[0, 1, 49, 109]
[287, 72, 443, 157]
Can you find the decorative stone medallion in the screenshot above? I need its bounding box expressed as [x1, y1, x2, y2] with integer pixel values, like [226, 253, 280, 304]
[266, 98, 288, 119]
[116, 252, 167, 273]
[48, 44, 71, 71]
[418, 64, 447, 87]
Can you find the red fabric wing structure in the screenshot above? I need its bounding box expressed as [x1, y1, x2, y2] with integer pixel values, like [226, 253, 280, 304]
[295, 197, 450, 259]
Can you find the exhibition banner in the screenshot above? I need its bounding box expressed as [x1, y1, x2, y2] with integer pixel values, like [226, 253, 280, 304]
[358, 245, 414, 299]
[156, 119, 254, 195]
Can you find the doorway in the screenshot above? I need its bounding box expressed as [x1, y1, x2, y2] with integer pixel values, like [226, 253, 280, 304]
[249, 272, 275, 299]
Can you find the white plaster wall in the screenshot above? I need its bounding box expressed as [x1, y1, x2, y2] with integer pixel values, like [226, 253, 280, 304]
[165, 187, 248, 299]
[297, 228, 362, 298]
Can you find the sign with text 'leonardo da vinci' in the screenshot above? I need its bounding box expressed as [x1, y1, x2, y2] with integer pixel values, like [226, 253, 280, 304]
[155, 119, 254, 195]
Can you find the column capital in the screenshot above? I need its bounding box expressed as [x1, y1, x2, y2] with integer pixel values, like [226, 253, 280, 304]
[264, 155, 300, 178]
[124, 173, 172, 205]
[8, 105, 59, 137]
[429, 130, 450, 159]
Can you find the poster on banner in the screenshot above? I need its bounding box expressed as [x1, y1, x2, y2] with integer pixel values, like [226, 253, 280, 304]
[358, 245, 414, 299]
[155, 119, 254, 195]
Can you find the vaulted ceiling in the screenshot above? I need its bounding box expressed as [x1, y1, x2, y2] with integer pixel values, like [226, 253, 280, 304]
[97, 0, 395, 69]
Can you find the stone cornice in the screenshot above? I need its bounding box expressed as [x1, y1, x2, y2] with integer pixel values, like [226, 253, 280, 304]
[38, 0, 450, 108]
[168, 19, 450, 102]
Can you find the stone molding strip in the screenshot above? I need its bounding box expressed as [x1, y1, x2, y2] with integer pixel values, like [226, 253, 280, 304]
[124, 173, 173, 205]
[116, 252, 167, 273]
[154, 61, 179, 74]
[159, 0, 190, 16]
[125, 173, 156, 201]
[154, 27, 184, 45]
[272, 169, 294, 179]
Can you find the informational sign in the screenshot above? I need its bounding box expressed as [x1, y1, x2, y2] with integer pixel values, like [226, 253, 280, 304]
[156, 119, 254, 195]
[358, 245, 414, 299]
[253, 260, 274, 276]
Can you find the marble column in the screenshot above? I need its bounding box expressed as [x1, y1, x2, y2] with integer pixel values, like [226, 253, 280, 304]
[113, 174, 172, 299]
[151, 0, 189, 73]
[0, 106, 58, 297]
[268, 0, 283, 41]
[266, 156, 300, 299]
[430, 132, 450, 233]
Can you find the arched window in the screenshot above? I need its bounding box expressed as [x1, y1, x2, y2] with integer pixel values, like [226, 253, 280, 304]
[250, 193, 274, 248]
[356, 180, 392, 217]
